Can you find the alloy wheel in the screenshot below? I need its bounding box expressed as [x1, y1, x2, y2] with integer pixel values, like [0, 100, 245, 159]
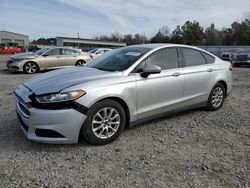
[91, 107, 120, 139]
[24, 62, 37, 73]
[211, 87, 224, 108]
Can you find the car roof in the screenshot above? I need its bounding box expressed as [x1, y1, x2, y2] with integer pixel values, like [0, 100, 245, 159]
[125, 43, 217, 58]
[128, 43, 201, 49]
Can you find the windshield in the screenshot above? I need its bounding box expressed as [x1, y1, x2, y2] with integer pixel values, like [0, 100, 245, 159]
[35, 48, 49, 55]
[89, 48, 98, 53]
[86, 47, 151, 72]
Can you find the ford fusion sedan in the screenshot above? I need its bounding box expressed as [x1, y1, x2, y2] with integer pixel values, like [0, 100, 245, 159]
[7, 47, 92, 73]
[14, 44, 232, 145]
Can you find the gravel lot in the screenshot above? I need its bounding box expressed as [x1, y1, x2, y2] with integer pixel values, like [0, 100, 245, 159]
[0, 55, 249, 188]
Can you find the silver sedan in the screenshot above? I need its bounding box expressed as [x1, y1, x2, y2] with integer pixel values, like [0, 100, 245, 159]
[14, 44, 233, 145]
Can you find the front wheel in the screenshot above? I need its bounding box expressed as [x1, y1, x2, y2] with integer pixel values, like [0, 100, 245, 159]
[206, 83, 225, 111]
[23, 62, 39, 74]
[81, 99, 126, 145]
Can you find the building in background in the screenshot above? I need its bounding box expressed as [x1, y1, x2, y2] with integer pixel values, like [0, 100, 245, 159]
[0, 31, 29, 49]
[56, 36, 126, 51]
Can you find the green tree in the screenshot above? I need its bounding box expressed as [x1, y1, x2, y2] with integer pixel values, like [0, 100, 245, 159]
[181, 21, 204, 45]
[205, 23, 222, 45]
[171, 25, 183, 44]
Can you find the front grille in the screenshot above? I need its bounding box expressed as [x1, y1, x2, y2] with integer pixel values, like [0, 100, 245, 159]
[17, 113, 29, 131]
[18, 101, 30, 116]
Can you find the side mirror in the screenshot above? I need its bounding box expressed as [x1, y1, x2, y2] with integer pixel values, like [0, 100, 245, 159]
[141, 64, 161, 78]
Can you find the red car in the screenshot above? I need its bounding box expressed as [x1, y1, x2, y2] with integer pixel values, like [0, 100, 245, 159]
[0, 47, 22, 54]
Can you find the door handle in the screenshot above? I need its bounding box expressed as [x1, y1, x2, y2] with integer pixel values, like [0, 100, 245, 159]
[171, 72, 181, 77]
[207, 68, 214, 72]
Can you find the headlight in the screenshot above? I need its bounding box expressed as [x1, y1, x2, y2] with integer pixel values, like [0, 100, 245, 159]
[36, 90, 86, 103]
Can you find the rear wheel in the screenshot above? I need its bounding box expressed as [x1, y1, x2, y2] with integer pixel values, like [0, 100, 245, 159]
[75, 60, 86, 66]
[81, 99, 126, 145]
[206, 83, 225, 111]
[23, 62, 39, 74]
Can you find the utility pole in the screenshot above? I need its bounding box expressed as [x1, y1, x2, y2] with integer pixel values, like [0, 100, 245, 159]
[77, 32, 80, 48]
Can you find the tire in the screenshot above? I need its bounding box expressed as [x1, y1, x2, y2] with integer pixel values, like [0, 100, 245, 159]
[23, 62, 39, 74]
[81, 99, 126, 145]
[75, 60, 86, 67]
[206, 83, 225, 111]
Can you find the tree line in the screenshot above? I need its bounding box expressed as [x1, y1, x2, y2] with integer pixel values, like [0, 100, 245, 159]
[96, 19, 250, 46]
[31, 16, 250, 46]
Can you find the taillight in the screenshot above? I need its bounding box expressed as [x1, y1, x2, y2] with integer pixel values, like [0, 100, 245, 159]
[229, 64, 233, 71]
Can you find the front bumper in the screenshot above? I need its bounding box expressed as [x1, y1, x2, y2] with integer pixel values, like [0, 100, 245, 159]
[15, 98, 87, 144]
[6, 62, 23, 72]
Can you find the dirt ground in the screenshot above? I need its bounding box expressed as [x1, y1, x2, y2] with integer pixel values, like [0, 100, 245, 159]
[0, 55, 249, 188]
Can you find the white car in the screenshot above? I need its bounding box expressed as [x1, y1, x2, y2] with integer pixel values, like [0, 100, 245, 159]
[88, 48, 112, 59]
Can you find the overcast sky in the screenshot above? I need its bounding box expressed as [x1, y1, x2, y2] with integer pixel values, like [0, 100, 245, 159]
[0, 0, 250, 39]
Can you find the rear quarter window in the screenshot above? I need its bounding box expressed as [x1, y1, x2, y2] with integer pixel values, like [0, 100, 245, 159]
[202, 52, 215, 64]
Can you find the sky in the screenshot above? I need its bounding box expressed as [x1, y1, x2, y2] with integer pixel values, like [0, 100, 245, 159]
[0, 0, 250, 40]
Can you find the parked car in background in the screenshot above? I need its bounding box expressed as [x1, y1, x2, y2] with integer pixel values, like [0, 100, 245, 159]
[220, 49, 242, 61]
[233, 50, 250, 67]
[28, 45, 41, 52]
[88, 48, 112, 59]
[14, 44, 232, 145]
[0, 46, 22, 54]
[7, 47, 92, 73]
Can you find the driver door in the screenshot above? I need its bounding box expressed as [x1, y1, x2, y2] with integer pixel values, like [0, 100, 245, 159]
[135, 47, 184, 119]
[40, 48, 61, 68]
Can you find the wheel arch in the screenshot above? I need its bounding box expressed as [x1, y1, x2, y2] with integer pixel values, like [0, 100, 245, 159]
[23, 61, 40, 72]
[75, 59, 86, 66]
[217, 80, 227, 97]
[91, 96, 131, 129]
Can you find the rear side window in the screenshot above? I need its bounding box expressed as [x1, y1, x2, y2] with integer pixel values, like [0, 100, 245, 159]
[62, 49, 75, 55]
[146, 48, 179, 69]
[202, 52, 215, 64]
[182, 48, 207, 67]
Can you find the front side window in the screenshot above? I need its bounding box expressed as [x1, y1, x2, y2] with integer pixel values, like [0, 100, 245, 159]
[86, 47, 150, 72]
[145, 48, 179, 70]
[182, 48, 207, 67]
[45, 49, 60, 56]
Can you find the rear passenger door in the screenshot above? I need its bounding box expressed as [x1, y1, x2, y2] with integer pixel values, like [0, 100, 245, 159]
[61, 49, 77, 66]
[135, 47, 184, 119]
[180, 48, 215, 104]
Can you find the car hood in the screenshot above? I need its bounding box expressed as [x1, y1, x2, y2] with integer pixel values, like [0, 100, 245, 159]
[23, 67, 122, 95]
[11, 52, 38, 60]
